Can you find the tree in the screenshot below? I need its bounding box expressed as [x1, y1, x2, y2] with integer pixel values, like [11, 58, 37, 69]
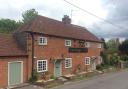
[100, 51, 109, 65]
[22, 9, 38, 23]
[101, 38, 107, 50]
[119, 39, 128, 55]
[106, 39, 119, 54]
[0, 19, 22, 33]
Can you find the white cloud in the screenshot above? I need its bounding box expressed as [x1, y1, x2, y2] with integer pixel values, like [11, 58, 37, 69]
[4, 0, 126, 38]
[0, 0, 108, 24]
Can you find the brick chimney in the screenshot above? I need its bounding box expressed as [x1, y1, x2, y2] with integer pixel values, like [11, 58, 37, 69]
[62, 15, 71, 24]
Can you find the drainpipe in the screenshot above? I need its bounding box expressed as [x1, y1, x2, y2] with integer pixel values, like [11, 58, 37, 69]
[30, 32, 34, 77]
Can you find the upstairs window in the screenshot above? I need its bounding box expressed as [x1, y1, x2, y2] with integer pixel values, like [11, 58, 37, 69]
[38, 37, 47, 45]
[85, 42, 90, 48]
[97, 43, 102, 48]
[65, 58, 72, 68]
[85, 57, 90, 65]
[37, 60, 48, 72]
[79, 40, 85, 47]
[65, 40, 71, 47]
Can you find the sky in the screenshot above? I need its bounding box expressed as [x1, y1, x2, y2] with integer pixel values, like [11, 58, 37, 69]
[0, 0, 127, 39]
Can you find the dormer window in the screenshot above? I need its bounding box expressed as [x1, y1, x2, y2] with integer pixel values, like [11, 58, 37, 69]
[38, 37, 47, 45]
[85, 42, 90, 48]
[65, 40, 71, 47]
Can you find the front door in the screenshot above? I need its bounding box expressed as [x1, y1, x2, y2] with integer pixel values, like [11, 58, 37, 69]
[91, 61, 96, 71]
[8, 62, 23, 86]
[54, 61, 61, 77]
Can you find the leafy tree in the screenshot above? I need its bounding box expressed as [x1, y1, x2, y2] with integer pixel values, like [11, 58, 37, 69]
[106, 39, 119, 54]
[22, 9, 38, 23]
[0, 19, 22, 33]
[120, 55, 128, 61]
[119, 39, 128, 55]
[101, 38, 107, 50]
[100, 51, 109, 65]
[109, 54, 120, 66]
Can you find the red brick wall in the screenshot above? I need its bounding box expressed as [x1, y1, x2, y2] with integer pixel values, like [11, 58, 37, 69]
[0, 56, 28, 88]
[27, 34, 103, 79]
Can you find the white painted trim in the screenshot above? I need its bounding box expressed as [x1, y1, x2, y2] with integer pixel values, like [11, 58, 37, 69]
[54, 62, 55, 77]
[65, 40, 72, 47]
[97, 43, 102, 48]
[85, 57, 90, 65]
[37, 60, 48, 72]
[8, 61, 23, 86]
[85, 42, 90, 48]
[91, 56, 96, 70]
[38, 37, 48, 45]
[60, 61, 62, 76]
[65, 58, 72, 68]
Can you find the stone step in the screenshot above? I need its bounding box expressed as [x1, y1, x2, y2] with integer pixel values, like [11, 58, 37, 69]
[58, 77, 68, 82]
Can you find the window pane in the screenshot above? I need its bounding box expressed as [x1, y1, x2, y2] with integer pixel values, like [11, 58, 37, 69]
[37, 60, 47, 72]
[65, 58, 72, 68]
[85, 57, 90, 65]
[39, 37, 47, 45]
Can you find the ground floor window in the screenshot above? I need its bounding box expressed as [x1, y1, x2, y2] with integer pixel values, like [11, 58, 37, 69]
[37, 60, 48, 72]
[85, 57, 90, 65]
[65, 58, 72, 68]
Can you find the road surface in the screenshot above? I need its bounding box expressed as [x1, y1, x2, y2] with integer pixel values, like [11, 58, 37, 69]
[17, 70, 128, 89]
[53, 70, 128, 89]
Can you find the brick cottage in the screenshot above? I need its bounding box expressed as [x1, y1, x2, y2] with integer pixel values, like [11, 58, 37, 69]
[0, 15, 103, 88]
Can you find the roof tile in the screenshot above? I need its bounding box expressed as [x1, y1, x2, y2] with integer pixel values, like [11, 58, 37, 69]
[17, 15, 102, 42]
[0, 33, 27, 56]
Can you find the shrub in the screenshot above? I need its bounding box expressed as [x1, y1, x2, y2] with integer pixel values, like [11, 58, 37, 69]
[120, 55, 128, 61]
[29, 69, 38, 83]
[109, 54, 120, 66]
[96, 65, 103, 71]
[50, 74, 57, 80]
[100, 51, 109, 65]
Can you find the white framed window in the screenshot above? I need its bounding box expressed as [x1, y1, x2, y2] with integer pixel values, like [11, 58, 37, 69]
[97, 43, 102, 48]
[65, 40, 71, 46]
[37, 60, 48, 72]
[85, 57, 90, 65]
[38, 37, 47, 45]
[85, 42, 90, 48]
[65, 58, 72, 68]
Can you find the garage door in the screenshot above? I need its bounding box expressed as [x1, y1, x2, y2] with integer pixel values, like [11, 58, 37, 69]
[8, 61, 23, 86]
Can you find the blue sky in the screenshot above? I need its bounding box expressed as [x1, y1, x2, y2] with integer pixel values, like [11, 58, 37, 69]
[0, 0, 127, 39]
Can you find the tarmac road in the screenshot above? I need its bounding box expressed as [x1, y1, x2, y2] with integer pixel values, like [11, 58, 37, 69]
[17, 69, 128, 89]
[52, 70, 128, 89]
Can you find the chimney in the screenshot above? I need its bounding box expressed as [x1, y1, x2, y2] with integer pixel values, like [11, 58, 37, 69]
[62, 15, 71, 24]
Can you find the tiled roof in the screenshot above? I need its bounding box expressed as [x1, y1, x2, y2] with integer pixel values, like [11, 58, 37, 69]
[0, 33, 27, 57]
[17, 15, 102, 42]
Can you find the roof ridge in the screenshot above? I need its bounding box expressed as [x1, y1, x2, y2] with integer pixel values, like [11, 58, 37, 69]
[37, 15, 87, 29]
[15, 15, 101, 42]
